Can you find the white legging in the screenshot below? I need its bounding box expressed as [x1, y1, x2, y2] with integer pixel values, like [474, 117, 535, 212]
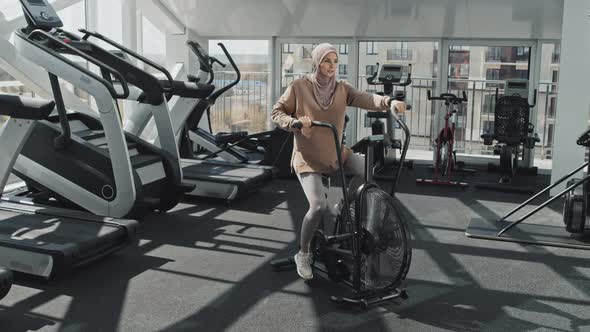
[296, 152, 366, 253]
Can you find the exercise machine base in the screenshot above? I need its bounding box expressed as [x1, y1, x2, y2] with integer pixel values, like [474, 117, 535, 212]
[270, 256, 408, 309]
[474, 182, 536, 194]
[466, 218, 590, 250]
[416, 178, 468, 187]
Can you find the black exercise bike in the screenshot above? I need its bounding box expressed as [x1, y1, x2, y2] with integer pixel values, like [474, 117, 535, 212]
[271, 109, 412, 309]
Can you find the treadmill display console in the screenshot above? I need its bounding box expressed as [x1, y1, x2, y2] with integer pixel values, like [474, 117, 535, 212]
[20, 0, 63, 29]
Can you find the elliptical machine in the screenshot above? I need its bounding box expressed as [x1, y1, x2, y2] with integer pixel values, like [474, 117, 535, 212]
[271, 109, 412, 309]
[353, 63, 413, 180]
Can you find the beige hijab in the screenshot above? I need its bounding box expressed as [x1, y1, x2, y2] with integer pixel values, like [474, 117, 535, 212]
[306, 43, 338, 110]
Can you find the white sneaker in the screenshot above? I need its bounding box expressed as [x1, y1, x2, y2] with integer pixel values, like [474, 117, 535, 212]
[294, 252, 313, 280]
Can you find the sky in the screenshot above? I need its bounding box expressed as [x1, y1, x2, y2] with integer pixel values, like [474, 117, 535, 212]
[208, 40, 269, 56]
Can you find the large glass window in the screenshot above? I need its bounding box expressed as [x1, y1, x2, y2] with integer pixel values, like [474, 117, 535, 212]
[141, 15, 166, 70]
[357, 41, 438, 151]
[447, 44, 532, 154]
[208, 40, 271, 134]
[0, 1, 88, 123]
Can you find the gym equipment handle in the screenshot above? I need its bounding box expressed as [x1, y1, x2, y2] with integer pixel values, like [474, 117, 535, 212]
[208, 43, 241, 101]
[427, 90, 468, 103]
[27, 29, 129, 99]
[79, 29, 175, 94]
[188, 40, 219, 85]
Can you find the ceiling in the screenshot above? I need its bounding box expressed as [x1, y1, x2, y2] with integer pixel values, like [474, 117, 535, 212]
[160, 0, 564, 39]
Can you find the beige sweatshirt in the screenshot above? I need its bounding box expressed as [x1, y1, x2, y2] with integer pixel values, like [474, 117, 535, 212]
[271, 78, 390, 174]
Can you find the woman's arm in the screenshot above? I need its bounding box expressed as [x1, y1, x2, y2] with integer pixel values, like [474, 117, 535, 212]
[271, 84, 298, 132]
[344, 81, 390, 111]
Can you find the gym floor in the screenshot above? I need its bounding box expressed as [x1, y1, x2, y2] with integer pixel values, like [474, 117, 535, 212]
[1, 164, 589, 332]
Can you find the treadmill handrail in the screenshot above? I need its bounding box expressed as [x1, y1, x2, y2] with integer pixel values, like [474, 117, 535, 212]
[26, 29, 129, 99]
[79, 29, 175, 94]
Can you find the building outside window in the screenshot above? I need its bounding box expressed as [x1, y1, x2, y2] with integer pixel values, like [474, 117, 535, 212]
[339, 64, 348, 75]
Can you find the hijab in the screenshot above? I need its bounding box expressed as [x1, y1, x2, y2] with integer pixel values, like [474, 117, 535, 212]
[305, 43, 338, 110]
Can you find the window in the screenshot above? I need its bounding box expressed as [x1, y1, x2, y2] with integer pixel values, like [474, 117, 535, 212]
[515, 47, 529, 62]
[449, 45, 469, 51]
[515, 69, 528, 80]
[483, 94, 497, 114]
[549, 97, 557, 118]
[339, 64, 348, 75]
[209, 40, 271, 134]
[339, 44, 349, 54]
[387, 42, 412, 60]
[142, 15, 166, 69]
[552, 44, 561, 63]
[449, 64, 470, 79]
[366, 65, 377, 76]
[300, 46, 312, 59]
[281, 42, 349, 92]
[486, 68, 500, 80]
[366, 42, 378, 55]
[547, 124, 555, 146]
[483, 120, 495, 133]
[551, 70, 559, 83]
[486, 47, 502, 62]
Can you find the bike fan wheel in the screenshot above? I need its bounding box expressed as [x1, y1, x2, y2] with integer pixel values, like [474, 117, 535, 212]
[339, 188, 412, 292]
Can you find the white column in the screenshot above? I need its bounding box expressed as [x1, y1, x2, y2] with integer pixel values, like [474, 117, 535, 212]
[165, 32, 188, 73]
[122, 0, 137, 54]
[550, 0, 590, 195]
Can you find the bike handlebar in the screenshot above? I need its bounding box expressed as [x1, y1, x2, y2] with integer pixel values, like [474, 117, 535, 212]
[427, 90, 468, 104]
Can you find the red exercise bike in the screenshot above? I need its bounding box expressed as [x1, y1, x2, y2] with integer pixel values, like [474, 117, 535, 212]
[416, 91, 473, 187]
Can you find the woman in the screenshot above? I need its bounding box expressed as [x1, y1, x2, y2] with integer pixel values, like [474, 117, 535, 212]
[272, 43, 406, 280]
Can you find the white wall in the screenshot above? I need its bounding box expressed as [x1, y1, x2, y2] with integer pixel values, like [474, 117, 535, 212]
[550, 0, 590, 195]
[162, 0, 563, 39]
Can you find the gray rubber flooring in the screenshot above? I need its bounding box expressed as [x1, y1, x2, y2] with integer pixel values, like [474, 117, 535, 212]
[1, 164, 589, 332]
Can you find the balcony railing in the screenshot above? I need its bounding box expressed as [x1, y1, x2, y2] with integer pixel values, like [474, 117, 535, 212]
[443, 79, 557, 160]
[0, 71, 559, 162]
[359, 76, 557, 160]
[209, 71, 271, 134]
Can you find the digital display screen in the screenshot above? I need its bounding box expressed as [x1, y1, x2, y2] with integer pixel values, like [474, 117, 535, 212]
[27, 0, 45, 5]
[383, 65, 401, 73]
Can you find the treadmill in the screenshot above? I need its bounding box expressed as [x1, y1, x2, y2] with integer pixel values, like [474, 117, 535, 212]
[0, 94, 137, 279]
[122, 42, 274, 201]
